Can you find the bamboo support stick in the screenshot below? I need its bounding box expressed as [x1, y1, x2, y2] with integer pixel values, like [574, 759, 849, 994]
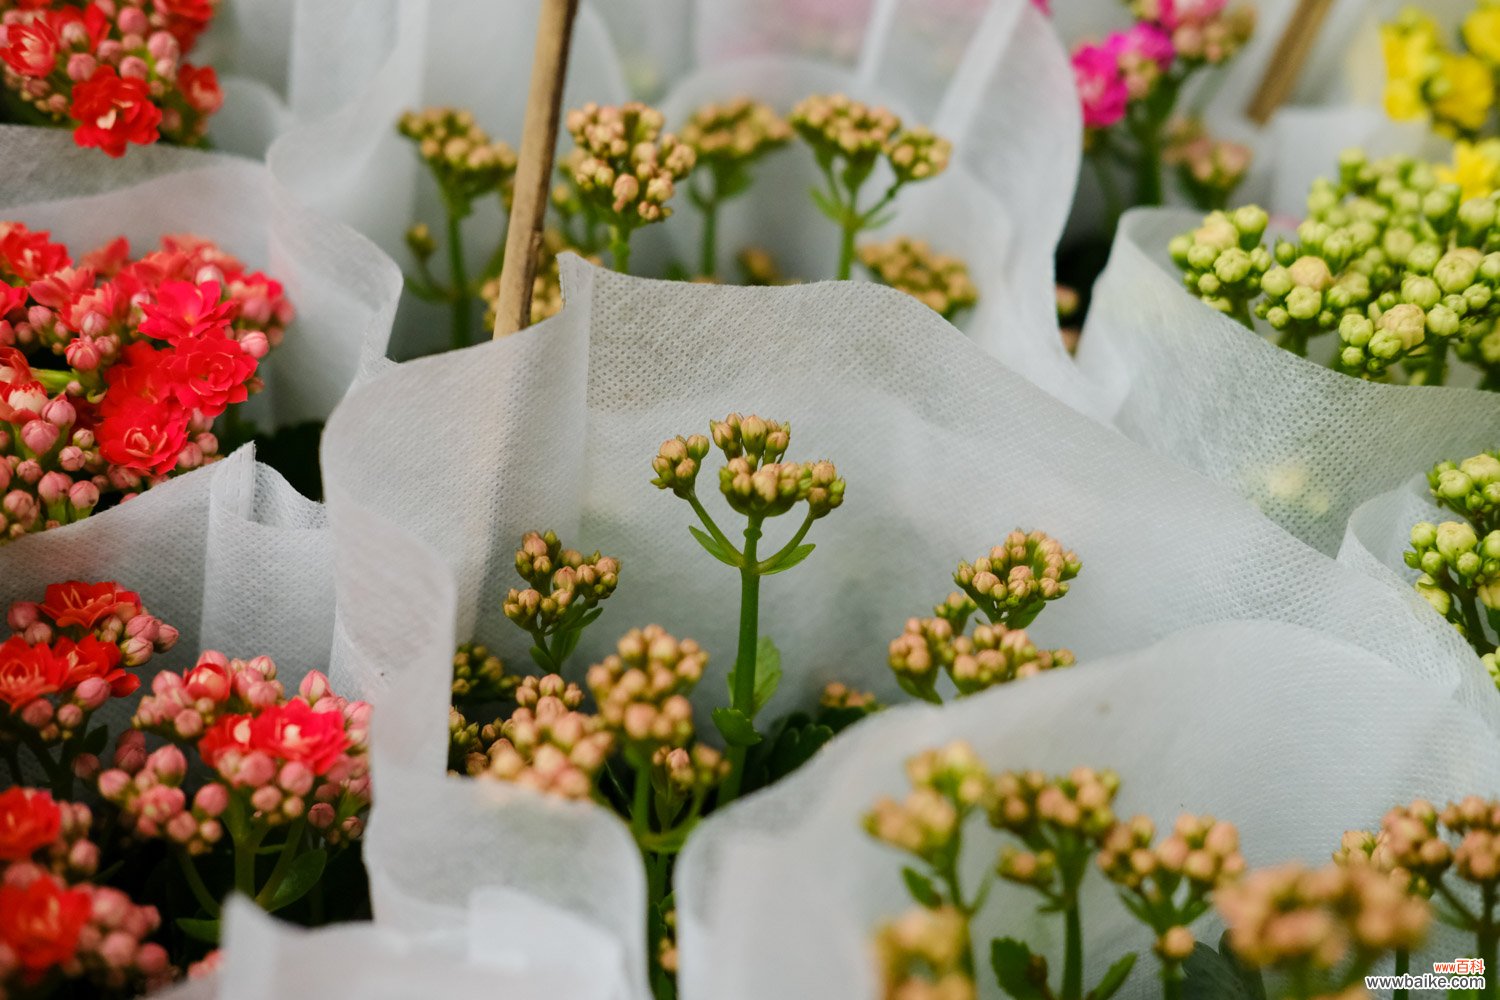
[492, 0, 580, 338]
[1245, 0, 1334, 125]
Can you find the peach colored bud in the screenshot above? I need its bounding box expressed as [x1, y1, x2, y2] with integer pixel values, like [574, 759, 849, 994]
[19, 698, 52, 729]
[1158, 926, 1195, 962]
[250, 786, 282, 813]
[193, 783, 229, 817]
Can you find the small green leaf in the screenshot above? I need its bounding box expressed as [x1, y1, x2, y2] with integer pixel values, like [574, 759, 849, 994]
[895, 673, 943, 705]
[176, 917, 220, 944]
[1087, 953, 1136, 1000]
[578, 607, 604, 628]
[726, 637, 783, 716]
[990, 937, 1048, 1000]
[760, 542, 816, 575]
[809, 187, 843, 223]
[529, 646, 555, 672]
[688, 525, 740, 567]
[711, 707, 763, 748]
[901, 867, 942, 908]
[1182, 934, 1265, 1000]
[265, 848, 328, 912]
[767, 721, 832, 781]
[79, 725, 108, 756]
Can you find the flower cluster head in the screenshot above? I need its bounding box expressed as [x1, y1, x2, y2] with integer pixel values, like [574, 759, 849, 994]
[476, 673, 614, 800]
[102, 654, 371, 849]
[874, 906, 976, 1000]
[954, 530, 1081, 629]
[0, 0, 224, 156]
[586, 626, 705, 760]
[502, 530, 621, 636]
[397, 106, 517, 212]
[1164, 117, 1252, 207]
[990, 768, 1119, 891]
[1215, 862, 1430, 977]
[1430, 448, 1500, 534]
[2, 581, 175, 743]
[0, 787, 171, 995]
[562, 101, 696, 229]
[790, 94, 950, 188]
[858, 237, 978, 322]
[0, 224, 291, 540]
[1382, 6, 1495, 138]
[680, 97, 791, 168]
[887, 616, 1073, 702]
[450, 641, 515, 703]
[652, 742, 729, 806]
[820, 680, 879, 712]
[1406, 519, 1499, 633]
[865, 742, 993, 866]
[479, 229, 599, 328]
[1168, 206, 1274, 318]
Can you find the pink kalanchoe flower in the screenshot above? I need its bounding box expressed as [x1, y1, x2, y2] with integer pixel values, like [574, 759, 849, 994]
[1072, 43, 1128, 129]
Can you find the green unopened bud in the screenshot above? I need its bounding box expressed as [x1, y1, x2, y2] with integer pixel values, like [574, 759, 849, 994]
[1402, 274, 1441, 309]
[405, 222, 436, 260]
[1435, 248, 1483, 292]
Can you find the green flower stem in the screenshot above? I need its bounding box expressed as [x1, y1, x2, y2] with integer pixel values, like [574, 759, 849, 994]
[696, 180, 721, 278]
[1423, 340, 1450, 387]
[445, 207, 472, 351]
[1457, 587, 1498, 656]
[1393, 948, 1408, 1000]
[1227, 298, 1256, 332]
[175, 848, 222, 917]
[632, 763, 653, 841]
[837, 214, 859, 281]
[717, 519, 763, 807]
[1480, 882, 1498, 999]
[1276, 327, 1310, 358]
[18, 729, 70, 797]
[255, 819, 308, 909]
[686, 491, 738, 555]
[1088, 149, 1126, 238]
[233, 824, 266, 899]
[757, 511, 815, 572]
[1057, 836, 1089, 1000]
[1162, 963, 1184, 1000]
[1, 743, 21, 785]
[610, 227, 632, 275]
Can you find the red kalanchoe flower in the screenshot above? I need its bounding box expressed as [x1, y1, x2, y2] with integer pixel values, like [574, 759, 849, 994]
[54, 636, 134, 695]
[165, 335, 256, 416]
[0, 874, 91, 976]
[0, 225, 70, 283]
[0, 637, 66, 710]
[0, 788, 62, 861]
[155, 0, 217, 49]
[0, 347, 48, 423]
[40, 581, 142, 630]
[196, 713, 254, 769]
[95, 396, 189, 475]
[139, 281, 237, 345]
[78, 236, 130, 278]
[176, 63, 223, 115]
[0, 282, 26, 318]
[249, 700, 351, 775]
[70, 65, 163, 158]
[0, 19, 58, 77]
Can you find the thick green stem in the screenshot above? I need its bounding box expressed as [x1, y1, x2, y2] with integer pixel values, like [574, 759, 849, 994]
[610, 227, 632, 274]
[233, 826, 265, 900]
[255, 820, 308, 909]
[1458, 587, 1498, 656]
[1162, 965, 1184, 1000]
[1063, 898, 1083, 1000]
[18, 730, 70, 797]
[1393, 948, 1409, 1000]
[837, 216, 858, 280]
[445, 209, 472, 351]
[1133, 126, 1163, 208]
[1423, 340, 1450, 386]
[175, 849, 221, 917]
[1227, 298, 1256, 331]
[1479, 883, 1498, 999]
[698, 191, 719, 278]
[632, 764, 652, 841]
[717, 521, 763, 806]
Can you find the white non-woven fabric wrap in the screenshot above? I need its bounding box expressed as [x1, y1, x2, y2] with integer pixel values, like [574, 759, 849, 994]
[320, 263, 1497, 994]
[674, 621, 1500, 1000]
[0, 446, 335, 692]
[268, 0, 1094, 412]
[1077, 208, 1500, 555]
[0, 126, 401, 430]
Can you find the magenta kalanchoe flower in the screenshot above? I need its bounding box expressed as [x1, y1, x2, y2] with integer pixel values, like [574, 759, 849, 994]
[1072, 44, 1129, 130]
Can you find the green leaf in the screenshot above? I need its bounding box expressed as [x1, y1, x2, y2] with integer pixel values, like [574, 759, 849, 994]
[809, 187, 844, 223]
[1182, 934, 1265, 1000]
[79, 725, 108, 756]
[688, 525, 740, 567]
[529, 646, 555, 672]
[176, 917, 220, 944]
[552, 627, 583, 662]
[990, 937, 1048, 1000]
[766, 721, 833, 781]
[760, 542, 816, 575]
[265, 849, 328, 913]
[1087, 953, 1136, 1000]
[726, 636, 783, 716]
[901, 867, 942, 908]
[895, 673, 943, 705]
[711, 707, 763, 748]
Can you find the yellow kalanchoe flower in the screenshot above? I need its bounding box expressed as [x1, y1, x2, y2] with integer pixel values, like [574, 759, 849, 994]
[1382, 8, 1444, 122]
[1465, 0, 1500, 65]
[1437, 139, 1500, 199]
[1432, 52, 1496, 134]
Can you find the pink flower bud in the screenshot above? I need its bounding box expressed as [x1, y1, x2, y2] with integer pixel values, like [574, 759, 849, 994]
[156, 623, 179, 650]
[193, 783, 229, 818]
[198, 650, 230, 669]
[113, 731, 147, 772]
[120, 636, 152, 668]
[37, 471, 69, 504]
[68, 481, 99, 510]
[173, 709, 203, 739]
[184, 662, 228, 702]
[117, 6, 148, 35]
[20, 420, 59, 456]
[91, 887, 130, 928]
[21, 621, 51, 645]
[298, 671, 331, 704]
[65, 53, 98, 81]
[125, 615, 159, 641]
[6, 601, 39, 631]
[278, 761, 314, 797]
[20, 699, 52, 729]
[41, 398, 75, 428]
[138, 943, 169, 976]
[97, 769, 130, 800]
[55, 703, 83, 729]
[147, 745, 187, 783]
[68, 838, 98, 873]
[249, 785, 281, 813]
[238, 752, 275, 788]
[64, 338, 100, 371]
[238, 330, 270, 359]
[58, 446, 84, 473]
[165, 812, 197, 844]
[146, 30, 176, 60]
[246, 680, 279, 709]
[307, 802, 335, 829]
[73, 677, 111, 711]
[14, 460, 41, 484]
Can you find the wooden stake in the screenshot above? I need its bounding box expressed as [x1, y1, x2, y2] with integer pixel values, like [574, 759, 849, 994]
[492, 0, 580, 338]
[1245, 0, 1334, 125]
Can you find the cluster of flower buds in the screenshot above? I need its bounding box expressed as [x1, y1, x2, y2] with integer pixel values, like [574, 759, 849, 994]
[1, 582, 175, 770]
[681, 97, 791, 170]
[502, 530, 621, 650]
[1164, 117, 1252, 209]
[858, 237, 978, 321]
[586, 626, 705, 761]
[479, 229, 598, 328]
[0, 787, 172, 995]
[790, 94, 949, 188]
[1215, 862, 1430, 981]
[820, 681, 879, 712]
[562, 101, 696, 230]
[990, 768, 1120, 887]
[1431, 449, 1500, 534]
[874, 906, 976, 1000]
[1096, 812, 1245, 962]
[103, 653, 371, 848]
[865, 742, 993, 866]
[1406, 519, 1499, 645]
[716, 413, 845, 520]
[0, 224, 291, 540]
[475, 673, 614, 800]
[737, 246, 786, 286]
[397, 107, 517, 210]
[1168, 206, 1273, 321]
[887, 616, 1073, 702]
[652, 743, 729, 807]
[450, 641, 515, 704]
[1441, 796, 1500, 886]
[954, 530, 1081, 629]
[1381, 6, 1495, 139]
[0, 0, 223, 157]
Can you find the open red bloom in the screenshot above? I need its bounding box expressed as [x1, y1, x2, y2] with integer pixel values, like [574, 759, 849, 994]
[40, 581, 142, 630]
[0, 637, 66, 710]
[155, 0, 216, 48]
[176, 63, 223, 115]
[95, 396, 189, 475]
[0, 874, 90, 974]
[0, 19, 57, 77]
[0, 281, 25, 318]
[104, 341, 177, 405]
[0, 224, 70, 283]
[249, 700, 351, 775]
[197, 713, 254, 768]
[70, 65, 162, 158]
[54, 636, 133, 695]
[0, 787, 61, 861]
[139, 281, 237, 345]
[164, 334, 256, 416]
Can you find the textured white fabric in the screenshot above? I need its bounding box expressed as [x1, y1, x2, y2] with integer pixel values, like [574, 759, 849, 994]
[320, 262, 1498, 997]
[0, 126, 401, 428]
[1077, 208, 1500, 555]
